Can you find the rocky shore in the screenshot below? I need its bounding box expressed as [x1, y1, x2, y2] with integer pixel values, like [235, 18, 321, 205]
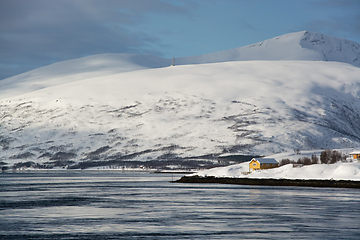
[174, 176, 360, 189]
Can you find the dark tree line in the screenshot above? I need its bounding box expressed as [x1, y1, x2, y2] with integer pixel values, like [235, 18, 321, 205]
[279, 149, 346, 166]
[319, 149, 346, 164]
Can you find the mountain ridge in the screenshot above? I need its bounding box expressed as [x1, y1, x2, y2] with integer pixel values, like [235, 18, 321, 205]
[1, 31, 359, 100]
[176, 31, 360, 67]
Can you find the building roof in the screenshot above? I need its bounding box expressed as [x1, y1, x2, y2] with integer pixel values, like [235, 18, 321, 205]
[251, 158, 278, 164]
[349, 151, 360, 155]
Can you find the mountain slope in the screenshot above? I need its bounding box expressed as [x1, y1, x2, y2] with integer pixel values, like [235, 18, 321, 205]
[1, 60, 360, 169]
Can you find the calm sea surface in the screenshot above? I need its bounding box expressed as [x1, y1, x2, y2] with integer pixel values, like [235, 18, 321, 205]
[0, 171, 359, 239]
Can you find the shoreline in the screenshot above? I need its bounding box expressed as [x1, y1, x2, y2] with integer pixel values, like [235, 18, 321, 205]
[174, 175, 360, 189]
[1, 169, 195, 174]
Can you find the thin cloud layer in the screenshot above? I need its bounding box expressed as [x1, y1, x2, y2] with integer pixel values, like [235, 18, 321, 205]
[0, 0, 191, 79]
[306, 0, 360, 39]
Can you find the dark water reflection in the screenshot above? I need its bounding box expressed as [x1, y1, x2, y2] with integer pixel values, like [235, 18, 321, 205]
[0, 171, 359, 239]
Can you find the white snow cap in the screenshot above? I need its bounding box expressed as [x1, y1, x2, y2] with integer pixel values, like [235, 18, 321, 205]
[176, 30, 360, 67]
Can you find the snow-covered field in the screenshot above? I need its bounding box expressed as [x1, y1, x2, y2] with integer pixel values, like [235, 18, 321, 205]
[192, 148, 360, 181]
[192, 159, 360, 181]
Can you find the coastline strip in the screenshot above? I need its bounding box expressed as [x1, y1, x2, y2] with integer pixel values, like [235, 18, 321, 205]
[174, 176, 360, 189]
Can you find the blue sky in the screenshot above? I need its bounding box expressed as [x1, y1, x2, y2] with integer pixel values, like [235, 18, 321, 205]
[1, 0, 359, 80]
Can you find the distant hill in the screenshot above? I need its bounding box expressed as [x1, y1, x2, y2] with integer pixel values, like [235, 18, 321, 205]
[0, 53, 171, 99]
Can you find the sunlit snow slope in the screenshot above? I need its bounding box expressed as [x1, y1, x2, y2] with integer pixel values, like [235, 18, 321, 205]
[0, 53, 171, 99]
[1, 31, 360, 169]
[1, 61, 360, 167]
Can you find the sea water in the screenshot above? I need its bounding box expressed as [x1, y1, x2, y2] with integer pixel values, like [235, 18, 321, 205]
[0, 171, 359, 239]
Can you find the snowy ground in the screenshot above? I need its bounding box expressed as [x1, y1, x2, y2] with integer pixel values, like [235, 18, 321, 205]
[191, 162, 360, 181]
[191, 150, 360, 181]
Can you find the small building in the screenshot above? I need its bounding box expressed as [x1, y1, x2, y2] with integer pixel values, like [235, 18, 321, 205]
[249, 158, 278, 171]
[349, 151, 360, 162]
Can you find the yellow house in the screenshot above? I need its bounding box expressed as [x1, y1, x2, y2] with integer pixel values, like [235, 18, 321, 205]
[249, 158, 278, 171]
[349, 151, 360, 162]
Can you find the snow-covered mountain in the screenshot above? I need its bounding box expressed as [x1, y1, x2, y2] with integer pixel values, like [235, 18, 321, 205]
[177, 31, 360, 67]
[1, 31, 360, 169]
[2, 31, 359, 100]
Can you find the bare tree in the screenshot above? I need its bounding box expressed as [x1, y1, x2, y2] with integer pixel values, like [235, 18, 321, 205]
[311, 154, 319, 164]
[294, 149, 301, 155]
[279, 158, 292, 166]
[320, 149, 332, 164]
[320, 149, 344, 164]
[297, 157, 311, 165]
